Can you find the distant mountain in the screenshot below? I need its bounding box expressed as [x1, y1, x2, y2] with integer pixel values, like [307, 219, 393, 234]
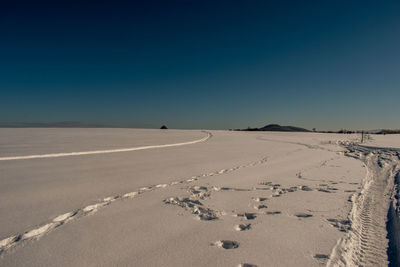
[365, 129, 382, 134]
[0, 121, 109, 128]
[376, 129, 400, 134]
[260, 124, 310, 132]
[240, 124, 310, 132]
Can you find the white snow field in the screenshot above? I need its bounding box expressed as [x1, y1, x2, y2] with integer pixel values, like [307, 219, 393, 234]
[0, 129, 398, 267]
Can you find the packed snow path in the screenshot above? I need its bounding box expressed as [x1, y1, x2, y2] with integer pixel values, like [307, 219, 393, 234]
[327, 143, 400, 267]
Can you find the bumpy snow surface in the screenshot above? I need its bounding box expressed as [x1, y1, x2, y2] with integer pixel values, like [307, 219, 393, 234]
[0, 129, 398, 267]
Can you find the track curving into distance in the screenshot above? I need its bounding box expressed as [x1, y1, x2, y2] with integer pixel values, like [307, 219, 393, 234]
[0, 131, 212, 161]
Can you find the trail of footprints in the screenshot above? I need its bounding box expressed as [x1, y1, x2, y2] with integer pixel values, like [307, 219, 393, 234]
[0, 157, 268, 256]
[163, 178, 359, 266]
[0, 151, 358, 265]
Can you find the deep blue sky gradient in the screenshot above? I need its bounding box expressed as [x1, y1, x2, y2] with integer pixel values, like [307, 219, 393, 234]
[1, 0, 399, 130]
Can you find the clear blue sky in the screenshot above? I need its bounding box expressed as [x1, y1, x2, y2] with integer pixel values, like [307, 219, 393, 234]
[1, 0, 399, 130]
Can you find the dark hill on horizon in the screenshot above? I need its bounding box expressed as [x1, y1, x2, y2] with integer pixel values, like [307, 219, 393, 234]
[240, 124, 310, 132]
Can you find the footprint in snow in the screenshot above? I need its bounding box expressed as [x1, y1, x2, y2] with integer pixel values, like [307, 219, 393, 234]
[213, 240, 239, 249]
[235, 223, 251, 231]
[295, 213, 313, 218]
[236, 213, 257, 220]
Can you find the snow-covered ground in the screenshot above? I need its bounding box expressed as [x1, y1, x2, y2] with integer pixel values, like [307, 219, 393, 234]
[0, 129, 398, 266]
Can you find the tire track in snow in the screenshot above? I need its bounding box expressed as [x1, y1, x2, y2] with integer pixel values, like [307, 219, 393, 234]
[0, 131, 212, 161]
[0, 155, 268, 256]
[327, 143, 400, 267]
